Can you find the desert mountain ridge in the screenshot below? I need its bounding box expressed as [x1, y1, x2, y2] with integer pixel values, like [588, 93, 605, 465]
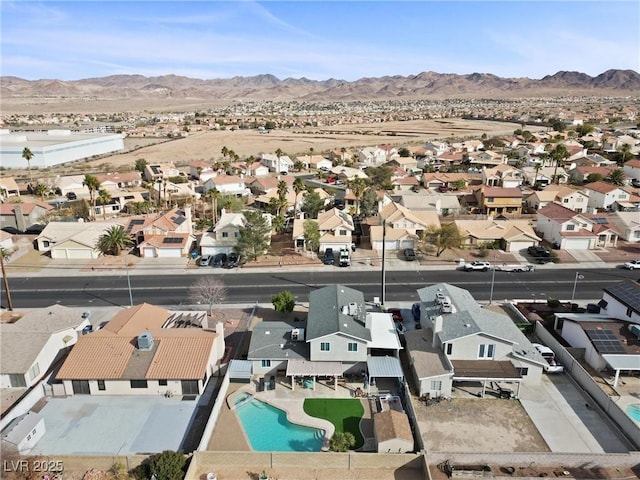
[2, 69, 639, 113]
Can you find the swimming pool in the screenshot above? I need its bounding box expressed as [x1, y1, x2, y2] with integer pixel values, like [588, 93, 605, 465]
[236, 398, 324, 451]
[626, 403, 640, 423]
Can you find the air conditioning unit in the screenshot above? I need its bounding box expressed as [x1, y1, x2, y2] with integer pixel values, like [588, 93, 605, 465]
[137, 332, 154, 350]
[291, 328, 305, 341]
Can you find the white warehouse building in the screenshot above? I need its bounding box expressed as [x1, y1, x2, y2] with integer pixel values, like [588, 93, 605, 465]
[0, 129, 125, 169]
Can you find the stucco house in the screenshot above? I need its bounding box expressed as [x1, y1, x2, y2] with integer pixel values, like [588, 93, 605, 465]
[536, 203, 597, 250]
[36, 221, 124, 259]
[482, 165, 523, 188]
[357, 147, 387, 166]
[248, 284, 403, 390]
[95, 171, 142, 191]
[370, 202, 440, 252]
[583, 181, 631, 211]
[260, 153, 294, 174]
[454, 218, 540, 252]
[404, 283, 546, 399]
[610, 211, 640, 243]
[0, 177, 20, 201]
[199, 211, 246, 256]
[0, 202, 53, 232]
[292, 208, 354, 253]
[0, 305, 89, 389]
[524, 185, 589, 213]
[374, 409, 414, 453]
[202, 175, 250, 197]
[622, 159, 640, 181]
[55, 303, 224, 396]
[124, 207, 195, 258]
[472, 186, 522, 217]
[143, 162, 185, 182]
[396, 192, 462, 216]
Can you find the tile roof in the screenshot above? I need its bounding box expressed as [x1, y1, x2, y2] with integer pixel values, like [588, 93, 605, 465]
[584, 181, 620, 194]
[624, 159, 640, 169]
[0, 202, 53, 215]
[537, 202, 582, 221]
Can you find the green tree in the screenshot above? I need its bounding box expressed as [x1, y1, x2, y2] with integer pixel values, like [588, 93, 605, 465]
[303, 219, 320, 252]
[135, 450, 187, 480]
[330, 432, 356, 452]
[83, 174, 101, 220]
[134, 158, 147, 173]
[359, 187, 379, 217]
[293, 160, 305, 172]
[272, 214, 286, 234]
[549, 118, 566, 132]
[277, 180, 289, 216]
[293, 177, 306, 211]
[217, 193, 244, 213]
[575, 123, 594, 137]
[221, 146, 229, 160]
[347, 177, 368, 216]
[272, 290, 295, 313]
[365, 165, 393, 190]
[550, 144, 570, 184]
[96, 225, 133, 256]
[235, 210, 270, 261]
[585, 173, 603, 184]
[34, 183, 49, 201]
[398, 147, 411, 157]
[97, 188, 112, 220]
[617, 143, 633, 164]
[300, 189, 325, 219]
[605, 168, 626, 186]
[22, 147, 34, 183]
[424, 223, 463, 257]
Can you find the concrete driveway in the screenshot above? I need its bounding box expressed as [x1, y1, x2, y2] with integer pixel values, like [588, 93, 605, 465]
[519, 374, 630, 453]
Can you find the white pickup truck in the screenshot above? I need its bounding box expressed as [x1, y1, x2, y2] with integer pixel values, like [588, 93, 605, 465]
[494, 263, 535, 272]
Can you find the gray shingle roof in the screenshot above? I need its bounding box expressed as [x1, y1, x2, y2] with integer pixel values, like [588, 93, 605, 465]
[248, 321, 309, 360]
[306, 285, 371, 342]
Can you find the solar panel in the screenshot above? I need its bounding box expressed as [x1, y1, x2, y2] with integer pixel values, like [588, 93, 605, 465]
[592, 217, 608, 224]
[162, 237, 182, 244]
[604, 281, 640, 315]
[584, 329, 626, 354]
[174, 216, 186, 225]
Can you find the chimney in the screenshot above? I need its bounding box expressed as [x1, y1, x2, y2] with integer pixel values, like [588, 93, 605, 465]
[13, 205, 26, 232]
[432, 315, 443, 348]
[184, 205, 193, 235]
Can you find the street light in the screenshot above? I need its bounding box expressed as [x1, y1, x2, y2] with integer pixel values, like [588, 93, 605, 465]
[571, 271, 583, 302]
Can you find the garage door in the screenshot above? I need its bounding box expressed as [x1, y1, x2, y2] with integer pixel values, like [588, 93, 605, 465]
[142, 247, 156, 258]
[564, 238, 591, 250]
[159, 248, 182, 258]
[508, 241, 533, 252]
[202, 247, 231, 256]
[52, 248, 93, 259]
[399, 240, 415, 249]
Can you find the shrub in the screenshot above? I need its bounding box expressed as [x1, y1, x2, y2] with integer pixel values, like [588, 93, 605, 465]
[330, 431, 356, 452]
[547, 298, 561, 309]
[272, 290, 295, 313]
[133, 451, 187, 480]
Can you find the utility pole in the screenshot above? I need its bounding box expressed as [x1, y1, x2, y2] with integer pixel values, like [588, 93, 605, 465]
[125, 253, 133, 307]
[0, 251, 14, 311]
[381, 219, 386, 309]
[489, 250, 497, 305]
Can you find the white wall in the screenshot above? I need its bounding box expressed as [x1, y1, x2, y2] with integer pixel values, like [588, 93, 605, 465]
[561, 322, 607, 371]
[63, 379, 188, 396]
[601, 292, 640, 324]
[309, 334, 368, 362]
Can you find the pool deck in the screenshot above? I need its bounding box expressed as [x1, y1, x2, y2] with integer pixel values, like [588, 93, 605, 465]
[208, 378, 380, 452]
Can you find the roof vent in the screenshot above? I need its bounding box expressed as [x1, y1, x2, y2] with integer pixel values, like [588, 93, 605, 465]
[137, 332, 154, 351]
[348, 302, 358, 316]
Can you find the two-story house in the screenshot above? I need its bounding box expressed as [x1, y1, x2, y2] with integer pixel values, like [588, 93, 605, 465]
[189, 160, 217, 182]
[202, 175, 250, 197]
[260, 153, 294, 174]
[248, 284, 403, 390]
[143, 162, 185, 182]
[482, 165, 523, 188]
[468, 150, 506, 168]
[404, 283, 546, 399]
[95, 172, 142, 191]
[610, 211, 640, 243]
[199, 211, 246, 256]
[622, 159, 640, 182]
[583, 181, 630, 211]
[473, 186, 522, 217]
[524, 185, 589, 213]
[357, 147, 387, 167]
[124, 207, 195, 258]
[370, 202, 440, 252]
[536, 203, 597, 250]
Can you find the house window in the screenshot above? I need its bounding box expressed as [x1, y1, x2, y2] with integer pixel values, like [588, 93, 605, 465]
[261, 360, 271, 368]
[478, 344, 495, 359]
[627, 307, 633, 318]
[234, 232, 240, 238]
[348, 343, 358, 352]
[95, 207, 102, 214]
[487, 197, 494, 203]
[159, 379, 168, 386]
[113, 205, 120, 211]
[130, 380, 148, 389]
[634, 231, 640, 239]
[339, 229, 347, 236]
[32, 429, 36, 435]
[430, 380, 442, 391]
[566, 224, 575, 231]
[320, 342, 330, 352]
[9, 374, 26, 388]
[577, 197, 583, 202]
[446, 343, 453, 355]
[222, 232, 229, 238]
[97, 380, 106, 391]
[43, 241, 50, 248]
[563, 198, 569, 203]
[28, 363, 40, 380]
[27, 434, 31, 441]
[516, 367, 529, 376]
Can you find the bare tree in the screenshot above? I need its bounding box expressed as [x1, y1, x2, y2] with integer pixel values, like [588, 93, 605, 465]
[189, 277, 228, 316]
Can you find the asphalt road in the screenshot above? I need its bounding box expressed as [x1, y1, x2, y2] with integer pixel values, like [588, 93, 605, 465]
[3, 267, 637, 309]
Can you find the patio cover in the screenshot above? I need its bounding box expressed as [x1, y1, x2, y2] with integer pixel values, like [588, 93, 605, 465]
[451, 360, 521, 381]
[286, 359, 343, 377]
[228, 360, 252, 380]
[602, 354, 640, 387]
[367, 355, 404, 379]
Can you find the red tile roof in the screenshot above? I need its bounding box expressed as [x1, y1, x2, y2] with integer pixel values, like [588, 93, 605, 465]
[584, 181, 620, 194]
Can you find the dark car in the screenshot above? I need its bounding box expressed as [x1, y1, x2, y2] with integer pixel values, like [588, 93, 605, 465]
[411, 303, 421, 321]
[528, 245, 550, 257]
[66, 192, 77, 200]
[213, 253, 227, 267]
[403, 248, 416, 261]
[387, 308, 403, 323]
[1, 226, 20, 235]
[323, 248, 335, 265]
[226, 252, 240, 268]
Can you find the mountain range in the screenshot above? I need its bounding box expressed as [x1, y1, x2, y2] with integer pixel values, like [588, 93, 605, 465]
[2, 69, 639, 108]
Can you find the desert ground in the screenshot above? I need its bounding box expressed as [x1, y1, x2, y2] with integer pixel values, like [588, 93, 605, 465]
[91, 119, 531, 170]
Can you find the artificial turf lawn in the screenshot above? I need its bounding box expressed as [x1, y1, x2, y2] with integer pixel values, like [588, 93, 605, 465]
[303, 398, 364, 449]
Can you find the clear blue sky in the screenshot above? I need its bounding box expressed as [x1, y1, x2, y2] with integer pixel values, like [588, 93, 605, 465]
[1, 1, 638, 81]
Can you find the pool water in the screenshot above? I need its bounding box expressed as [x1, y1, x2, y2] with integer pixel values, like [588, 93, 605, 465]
[236, 399, 324, 451]
[626, 403, 640, 423]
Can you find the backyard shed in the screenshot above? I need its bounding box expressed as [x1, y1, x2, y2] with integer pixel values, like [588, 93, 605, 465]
[373, 409, 413, 453]
[1, 411, 45, 454]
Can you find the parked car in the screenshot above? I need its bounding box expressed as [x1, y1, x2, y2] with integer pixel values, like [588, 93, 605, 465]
[323, 248, 335, 265]
[226, 252, 240, 268]
[387, 308, 403, 323]
[199, 255, 213, 266]
[213, 253, 227, 267]
[81, 311, 92, 319]
[623, 259, 640, 270]
[81, 324, 93, 335]
[494, 264, 535, 272]
[411, 303, 421, 321]
[66, 192, 77, 200]
[532, 343, 564, 373]
[462, 261, 491, 272]
[338, 249, 350, 267]
[1, 226, 20, 235]
[528, 245, 550, 257]
[403, 248, 416, 261]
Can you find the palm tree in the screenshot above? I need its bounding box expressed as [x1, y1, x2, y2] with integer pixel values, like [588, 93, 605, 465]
[293, 177, 306, 212]
[97, 188, 112, 220]
[34, 183, 49, 201]
[277, 180, 288, 216]
[347, 177, 368, 216]
[275, 148, 284, 174]
[96, 225, 133, 256]
[206, 188, 220, 224]
[550, 144, 570, 185]
[82, 174, 101, 220]
[0, 247, 14, 310]
[617, 143, 633, 164]
[606, 168, 626, 186]
[22, 147, 34, 183]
